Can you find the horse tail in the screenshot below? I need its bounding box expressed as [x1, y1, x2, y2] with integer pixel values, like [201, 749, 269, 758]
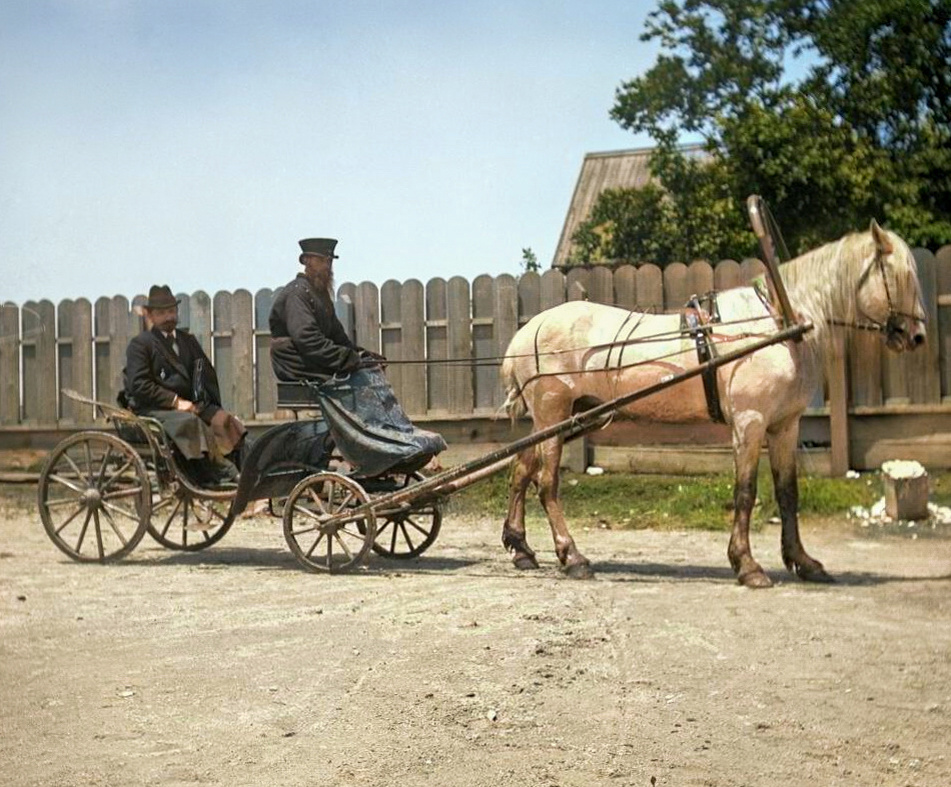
[500, 355, 527, 423]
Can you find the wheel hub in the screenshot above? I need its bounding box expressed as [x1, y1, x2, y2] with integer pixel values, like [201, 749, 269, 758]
[82, 488, 102, 507]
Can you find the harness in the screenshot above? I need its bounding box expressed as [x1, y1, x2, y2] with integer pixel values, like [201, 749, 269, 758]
[680, 294, 725, 424]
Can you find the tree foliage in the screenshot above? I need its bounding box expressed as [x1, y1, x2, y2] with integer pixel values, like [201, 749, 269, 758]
[572, 0, 951, 265]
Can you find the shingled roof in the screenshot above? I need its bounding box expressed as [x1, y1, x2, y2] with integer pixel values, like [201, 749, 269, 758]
[552, 144, 705, 267]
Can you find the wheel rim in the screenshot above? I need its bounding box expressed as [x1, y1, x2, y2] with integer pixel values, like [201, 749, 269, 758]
[38, 432, 151, 562]
[283, 473, 375, 573]
[371, 472, 441, 559]
[148, 484, 235, 551]
[372, 503, 442, 559]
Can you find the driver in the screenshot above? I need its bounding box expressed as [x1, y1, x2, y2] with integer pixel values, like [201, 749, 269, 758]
[269, 238, 382, 380]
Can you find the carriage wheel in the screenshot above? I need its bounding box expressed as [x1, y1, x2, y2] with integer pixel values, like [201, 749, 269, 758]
[372, 473, 442, 559]
[147, 484, 236, 551]
[283, 472, 376, 573]
[38, 432, 151, 562]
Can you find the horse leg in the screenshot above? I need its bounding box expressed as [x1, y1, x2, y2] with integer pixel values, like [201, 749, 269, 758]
[502, 447, 540, 569]
[768, 418, 833, 583]
[727, 416, 772, 588]
[536, 436, 593, 579]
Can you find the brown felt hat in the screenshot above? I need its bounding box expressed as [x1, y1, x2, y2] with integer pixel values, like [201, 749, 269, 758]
[144, 284, 180, 310]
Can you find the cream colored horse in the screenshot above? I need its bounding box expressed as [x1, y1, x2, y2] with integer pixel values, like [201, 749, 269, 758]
[500, 221, 926, 585]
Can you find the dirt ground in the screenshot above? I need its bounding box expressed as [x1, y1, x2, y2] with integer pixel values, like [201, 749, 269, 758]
[2, 483, 950, 787]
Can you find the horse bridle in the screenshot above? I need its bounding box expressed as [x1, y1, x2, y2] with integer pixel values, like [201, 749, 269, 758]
[832, 245, 924, 337]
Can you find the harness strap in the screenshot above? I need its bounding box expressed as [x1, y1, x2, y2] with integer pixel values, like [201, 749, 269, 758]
[682, 297, 725, 424]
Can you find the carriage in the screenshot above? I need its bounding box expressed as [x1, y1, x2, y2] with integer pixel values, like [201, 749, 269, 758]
[37, 198, 926, 581]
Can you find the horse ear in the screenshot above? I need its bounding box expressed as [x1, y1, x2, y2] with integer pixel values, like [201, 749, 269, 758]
[870, 219, 893, 254]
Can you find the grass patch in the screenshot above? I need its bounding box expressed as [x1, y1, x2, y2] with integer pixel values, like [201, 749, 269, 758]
[446, 467, 949, 531]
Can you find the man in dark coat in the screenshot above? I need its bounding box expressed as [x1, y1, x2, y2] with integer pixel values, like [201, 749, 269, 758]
[122, 284, 246, 484]
[269, 238, 381, 380]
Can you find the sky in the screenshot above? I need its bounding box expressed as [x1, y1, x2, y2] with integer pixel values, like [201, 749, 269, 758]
[0, 0, 660, 306]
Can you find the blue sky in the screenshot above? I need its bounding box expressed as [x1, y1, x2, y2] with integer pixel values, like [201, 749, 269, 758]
[1, 0, 659, 305]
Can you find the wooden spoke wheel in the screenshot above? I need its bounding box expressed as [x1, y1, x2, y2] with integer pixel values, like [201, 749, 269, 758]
[372, 474, 442, 559]
[38, 432, 151, 562]
[283, 472, 375, 573]
[148, 484, 235, 551]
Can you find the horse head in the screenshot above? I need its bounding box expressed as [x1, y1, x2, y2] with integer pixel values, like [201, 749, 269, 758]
[856, 220, 927, 352]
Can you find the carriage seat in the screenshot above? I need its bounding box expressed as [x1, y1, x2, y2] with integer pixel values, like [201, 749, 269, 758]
[276, 380, 325, 417]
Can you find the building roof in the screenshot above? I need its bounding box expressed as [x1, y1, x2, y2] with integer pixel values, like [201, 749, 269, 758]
[552, 144, 705, 267]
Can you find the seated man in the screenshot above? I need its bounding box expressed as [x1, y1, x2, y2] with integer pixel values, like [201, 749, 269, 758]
[121, 284, 246, 485]
[269, 237, 382, 380]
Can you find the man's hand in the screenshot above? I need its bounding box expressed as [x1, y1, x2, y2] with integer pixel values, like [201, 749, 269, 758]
[360, 349, 387, 368]
[174, 396, 196, 413]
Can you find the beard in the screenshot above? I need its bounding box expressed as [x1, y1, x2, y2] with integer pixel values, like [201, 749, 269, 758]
[312, 268, 335, 297]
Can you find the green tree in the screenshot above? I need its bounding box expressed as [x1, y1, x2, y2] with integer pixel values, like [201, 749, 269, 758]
[520, 247, 541, 272]
[587, 0, 951, 261]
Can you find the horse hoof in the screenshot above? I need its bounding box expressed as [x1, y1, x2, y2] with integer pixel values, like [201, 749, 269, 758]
[513, 555, 539, 570]
[797, 564, 835, 583]
[739, 570, 773, 589]
[564, 562, 594, 580]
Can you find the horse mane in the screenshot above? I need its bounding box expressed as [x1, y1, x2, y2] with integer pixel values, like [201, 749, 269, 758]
[778, 227, 920, 349]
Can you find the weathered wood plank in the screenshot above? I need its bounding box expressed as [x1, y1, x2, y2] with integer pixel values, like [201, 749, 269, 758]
[57, 299, 93, 424]
[908, 249, 941, 404]
[614, 265, 637, 310]
[380, 280, 403, 403]
[687, 260, 714, 299]
[254, 288, 279, 417]
[93, 298, 114, 420]
[22, 300, 57, 423]
[937, 245, 951, 402]
[567, 267, 590, 302]
[336, 282, 356, 341]
[231, 289, 255, 419]
[212, 291, 237, 413]
[447, 276, 473, 414]
[517, 271, 541, 326]
[663, 262, 689, 311]
[472, 274, 495, 410]
[426, 278, 449, 413]
[540, 269, 566, 310]
[635, 265, 663, 312]
[589, 266, 613, 305]
[0, 302, 20, 424]
[188, 291, 213, 357]
[400, 280, 426, 415]
[713, 260, 742, 292]
[494, 274, 519, 408]
[354, 281, 380, 354]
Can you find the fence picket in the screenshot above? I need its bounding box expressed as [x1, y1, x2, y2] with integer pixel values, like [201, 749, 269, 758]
[663, 263, 689, 311]
[254, 288, 279, 417]
[493, 274, 519, 408]
[937, 246, 951, 402]
[400, 280, 426, 415]
[426, 278, 449, 412]
[472, 274, 495, 410]
[447, 276, 473, 413]
[540, 269, 566, 310]
[0, 303, 19, 424]
[380, 280, 404, 404]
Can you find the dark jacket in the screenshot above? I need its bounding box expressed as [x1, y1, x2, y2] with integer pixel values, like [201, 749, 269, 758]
[269, 274, 360, 381]
[122, 327, 222, 418]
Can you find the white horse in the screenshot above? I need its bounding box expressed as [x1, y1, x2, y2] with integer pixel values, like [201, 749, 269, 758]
[500, 221, 926, 586]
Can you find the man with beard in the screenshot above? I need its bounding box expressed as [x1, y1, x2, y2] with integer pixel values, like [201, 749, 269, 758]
[122, 284, 246, 486]
[269, 238, 381, 380]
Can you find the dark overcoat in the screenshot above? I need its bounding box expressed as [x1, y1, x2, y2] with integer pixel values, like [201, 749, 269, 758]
[123, 327, 222, 417]
[122, 328, 227, 459]
[269, 274, 360, 381]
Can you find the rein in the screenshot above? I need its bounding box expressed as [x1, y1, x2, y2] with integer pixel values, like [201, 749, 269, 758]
[373, 312, 776, 369]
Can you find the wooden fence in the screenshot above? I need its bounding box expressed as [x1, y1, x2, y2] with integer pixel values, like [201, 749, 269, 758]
[2, 248, 950, 436]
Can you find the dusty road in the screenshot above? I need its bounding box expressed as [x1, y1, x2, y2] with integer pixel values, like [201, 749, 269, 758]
[2, 485, 950, 787]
